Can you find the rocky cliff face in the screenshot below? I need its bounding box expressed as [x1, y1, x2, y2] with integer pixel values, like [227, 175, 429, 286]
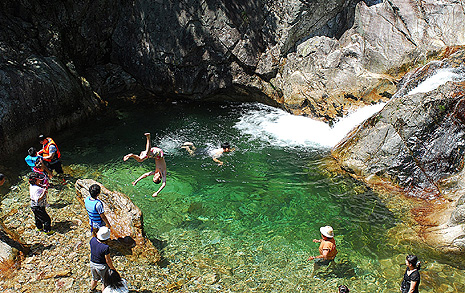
[332, 47, 465, 252]
[2, 0, 464, 157]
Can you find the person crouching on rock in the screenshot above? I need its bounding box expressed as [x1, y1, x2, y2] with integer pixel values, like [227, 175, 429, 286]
[90, 226, 116, 293]
[308, 225, 338, 269]
[85, 184, 111, 234]
[28, 172, 54, 234]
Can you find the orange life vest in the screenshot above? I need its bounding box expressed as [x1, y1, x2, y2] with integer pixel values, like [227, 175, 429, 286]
[42, 137, 61, 162]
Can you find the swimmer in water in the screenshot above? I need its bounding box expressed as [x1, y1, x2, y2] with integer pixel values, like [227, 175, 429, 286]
[123, 133, 166, 197]
[181, 142, 234, 165]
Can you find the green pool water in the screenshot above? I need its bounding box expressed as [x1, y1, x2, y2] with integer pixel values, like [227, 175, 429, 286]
[28, 101, 465, 291]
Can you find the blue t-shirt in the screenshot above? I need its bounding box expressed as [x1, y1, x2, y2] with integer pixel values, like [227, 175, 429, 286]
[90, 237, 110, 264]
[25, 155, 40, 170]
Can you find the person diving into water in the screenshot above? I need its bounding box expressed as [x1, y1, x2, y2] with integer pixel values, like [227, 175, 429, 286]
[181, 142, 234, 165]
[123, 133, 166, 197]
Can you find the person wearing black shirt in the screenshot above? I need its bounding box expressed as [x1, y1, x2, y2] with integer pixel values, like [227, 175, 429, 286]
[401, 254, 420, 293]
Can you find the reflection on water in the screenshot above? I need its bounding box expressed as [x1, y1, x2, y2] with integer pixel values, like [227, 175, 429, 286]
[40, 101, 465, 291]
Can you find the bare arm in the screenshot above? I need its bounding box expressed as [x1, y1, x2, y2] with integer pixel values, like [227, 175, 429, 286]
[152, 181, 166, 197]
[132, 171, 153, 186]
[212, 157, 223, 165]
[37, 188, 47, 202]
[307, 249, 329, 261]
[40, 159, 53, 178]
[105, 254, 115, 270]
[408, 281, 417, 293]
[100, 212, 111, 229]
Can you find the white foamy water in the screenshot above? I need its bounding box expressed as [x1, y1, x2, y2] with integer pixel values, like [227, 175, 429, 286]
[408, 68, 465, 95]
[235, 103, 385, 148]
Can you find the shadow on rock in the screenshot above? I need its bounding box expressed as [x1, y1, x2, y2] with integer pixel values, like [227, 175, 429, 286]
[148, 237, 170, 268]
[52, 220, 74, 234]
[29, 243, 55, 256]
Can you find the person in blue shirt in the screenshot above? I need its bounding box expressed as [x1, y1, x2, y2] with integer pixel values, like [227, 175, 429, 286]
[85, 184, 111, 233]
[25, 147, 41, 171]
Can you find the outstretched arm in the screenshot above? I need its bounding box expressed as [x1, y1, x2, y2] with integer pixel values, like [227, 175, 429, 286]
[132, 171, 153, 186]
[152, 181, 166, 197]
[212, 157, 224, 165]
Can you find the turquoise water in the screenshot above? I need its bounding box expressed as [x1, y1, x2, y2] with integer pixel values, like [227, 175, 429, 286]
[19, 101, 465, 291]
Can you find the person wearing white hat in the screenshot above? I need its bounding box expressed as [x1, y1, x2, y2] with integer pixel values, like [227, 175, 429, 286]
[90, 226, 115, 292]
[307, 225, 338, 266]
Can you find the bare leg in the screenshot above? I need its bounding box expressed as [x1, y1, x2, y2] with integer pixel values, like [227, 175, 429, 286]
[123, 133, 151, 162]
[144, 132, 151, 153]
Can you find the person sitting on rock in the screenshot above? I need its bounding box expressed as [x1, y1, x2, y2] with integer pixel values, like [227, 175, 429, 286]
[85, 184, 111, 233]
[181, 141, 235, 165]
[90, 226, 116, 293]
[308, 225, 338, 269]
[28, 172, 53, 234]
[123, 133, 166, 197]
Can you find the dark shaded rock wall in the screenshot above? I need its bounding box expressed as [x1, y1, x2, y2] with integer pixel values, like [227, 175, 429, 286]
[1, 0, 465, 158]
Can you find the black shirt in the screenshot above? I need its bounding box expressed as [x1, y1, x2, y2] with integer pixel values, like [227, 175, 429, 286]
[401, 269, 420, 293]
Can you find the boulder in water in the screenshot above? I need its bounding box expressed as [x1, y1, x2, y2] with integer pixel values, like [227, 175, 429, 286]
[75, 179, 161, 263]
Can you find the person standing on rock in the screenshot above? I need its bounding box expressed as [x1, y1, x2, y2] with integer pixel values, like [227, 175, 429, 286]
[123, 132, 167, 197]
[400, 254, 421, 293]
[308, 225, 338, 269]
[90, 226, 116, 292]
[85, 184, 111, 233]
[28, 172, 54, 234]
[38, 134, 64, 175]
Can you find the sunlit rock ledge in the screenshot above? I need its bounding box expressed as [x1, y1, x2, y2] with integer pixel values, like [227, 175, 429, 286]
[332, 48, 465, 254]
[75, 179, 161, 263]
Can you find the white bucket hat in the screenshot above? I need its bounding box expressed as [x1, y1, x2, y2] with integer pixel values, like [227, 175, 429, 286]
[97, 226, 111, 241]
[320, 226, 334, 238]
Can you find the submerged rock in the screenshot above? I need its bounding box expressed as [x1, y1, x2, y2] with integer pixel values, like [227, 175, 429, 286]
[75, 179, 161, 263]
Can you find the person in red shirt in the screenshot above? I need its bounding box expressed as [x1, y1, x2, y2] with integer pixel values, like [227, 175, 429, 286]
[308, 225, 338, 269]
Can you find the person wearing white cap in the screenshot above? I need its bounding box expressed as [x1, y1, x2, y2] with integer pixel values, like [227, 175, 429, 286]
[90, 226, 115, 292]
[307, 225, 338, 266]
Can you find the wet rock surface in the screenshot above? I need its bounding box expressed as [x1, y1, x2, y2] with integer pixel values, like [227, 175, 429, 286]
[332, 48, 465, 252]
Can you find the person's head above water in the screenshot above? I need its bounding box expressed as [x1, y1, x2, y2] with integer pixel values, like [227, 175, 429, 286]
[338, 285, 349, 293]
[221, 142, 231, 151]
[320, 225, 334, 239]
